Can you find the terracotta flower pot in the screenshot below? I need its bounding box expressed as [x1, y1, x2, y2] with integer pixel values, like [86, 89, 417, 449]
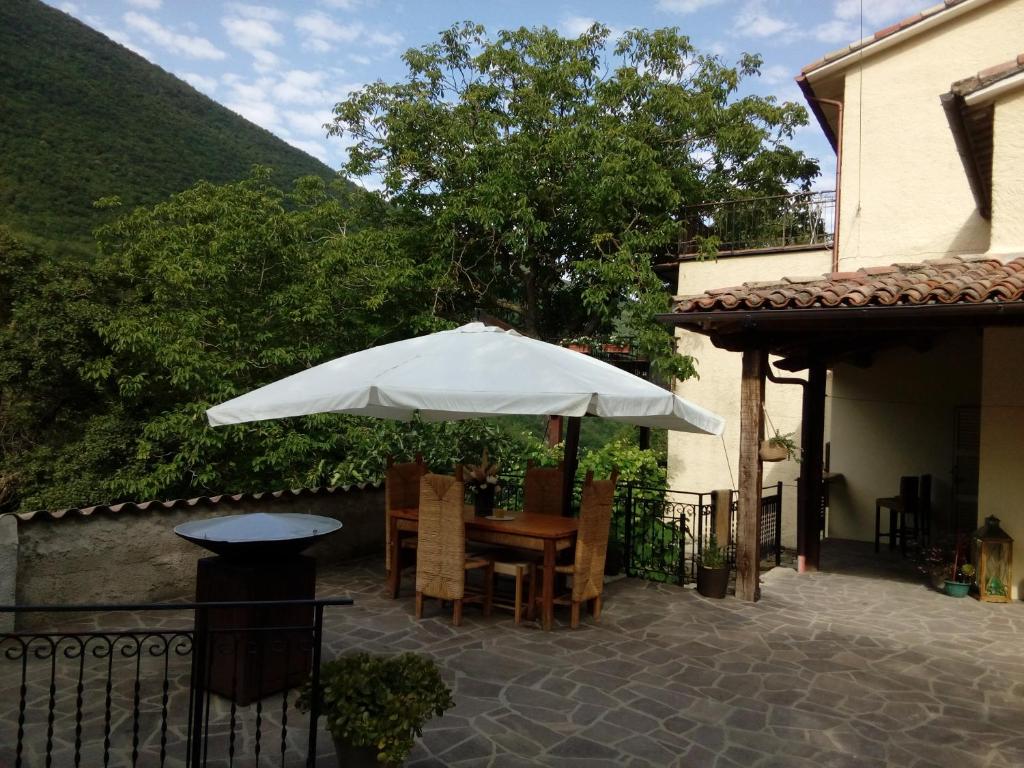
[697, 565, 729, 598]
[759, 441, 789, 462]
[567, 343, 591, 354]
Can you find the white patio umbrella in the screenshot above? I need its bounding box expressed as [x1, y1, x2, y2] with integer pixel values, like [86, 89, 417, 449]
[206, 322, 724, 435]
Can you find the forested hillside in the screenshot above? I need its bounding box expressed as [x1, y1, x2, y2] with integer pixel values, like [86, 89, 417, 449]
[0, 0, 334, 246]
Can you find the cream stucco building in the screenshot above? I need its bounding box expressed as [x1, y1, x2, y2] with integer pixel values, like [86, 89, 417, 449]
[668, 0, 1024, 597]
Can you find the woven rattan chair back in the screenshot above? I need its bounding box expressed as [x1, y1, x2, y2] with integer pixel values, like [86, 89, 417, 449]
[572, 471, 618, 603]
[384, 455, 425, 571]
[416, 472, 468, 601]
[523, 461, 564, 516]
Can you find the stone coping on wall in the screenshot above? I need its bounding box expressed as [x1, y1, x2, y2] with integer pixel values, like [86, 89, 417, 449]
[5, 483, 382, 523]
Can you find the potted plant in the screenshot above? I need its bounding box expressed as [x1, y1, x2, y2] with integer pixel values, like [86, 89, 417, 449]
[696, 534, 729, 598]
[916, 543, 950, 590]
[562, 335, 593, 354]
[465, 448, 501, 516]
[760, 430, 798, 462]
[298, 652, 454, 767]
[943, 535, 974, 597]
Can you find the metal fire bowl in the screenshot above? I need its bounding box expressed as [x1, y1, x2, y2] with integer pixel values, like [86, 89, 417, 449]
[174, 513, 342, 559]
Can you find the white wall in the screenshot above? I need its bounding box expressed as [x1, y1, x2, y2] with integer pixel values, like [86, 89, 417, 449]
[670, 247, 833, 548]
[990, 87, 1024, 255]
[818, 0, 1024, 269]
[827, 330, 982, 542]
[976, 326, 1024, 599]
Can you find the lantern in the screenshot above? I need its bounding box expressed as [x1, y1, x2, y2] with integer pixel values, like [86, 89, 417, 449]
[972, 516, 1013, 603]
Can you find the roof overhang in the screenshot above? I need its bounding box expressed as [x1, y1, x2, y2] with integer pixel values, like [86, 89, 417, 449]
[659, 300, 1024, 368]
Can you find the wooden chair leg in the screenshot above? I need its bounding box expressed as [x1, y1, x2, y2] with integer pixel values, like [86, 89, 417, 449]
[415, 591, 424, 619]
[514, 566, 523, 625]
[570, 600, 580, 630]
[453, 598, 463, 627]
[874, 503, 881, 553]
[483, 564, 494, 618]
[591, 594, 602, 621]
[526, 564, 538, 622]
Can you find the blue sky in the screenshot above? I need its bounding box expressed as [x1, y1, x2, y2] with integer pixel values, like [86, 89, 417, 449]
[48, 0, 927, 191]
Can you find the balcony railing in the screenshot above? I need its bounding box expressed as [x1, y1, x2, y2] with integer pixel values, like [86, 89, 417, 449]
[677, 190, 835, 257]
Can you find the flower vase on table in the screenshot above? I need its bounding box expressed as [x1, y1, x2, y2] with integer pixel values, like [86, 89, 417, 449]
[467, 449, 500, 517]
[474, 484, 496, 517]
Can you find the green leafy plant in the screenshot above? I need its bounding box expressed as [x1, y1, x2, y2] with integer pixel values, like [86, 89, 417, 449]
[766, 430, 800, 461]
[986, 575, 1008, 597]
[298, 653, 454, 766]
[958, 562, 976, 585]
[701, 534, 727, 570]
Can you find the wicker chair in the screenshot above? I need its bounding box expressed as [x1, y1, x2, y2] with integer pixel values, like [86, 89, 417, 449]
[529, 470, 618, 629]
[415, 469, 494, 626]
[523, 461, 564, 516]
[385, 455, 426, 584]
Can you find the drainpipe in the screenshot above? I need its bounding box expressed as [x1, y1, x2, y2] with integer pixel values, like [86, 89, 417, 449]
[807, 97, 843, 273]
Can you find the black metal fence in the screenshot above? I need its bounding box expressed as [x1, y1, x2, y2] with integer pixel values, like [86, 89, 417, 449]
[0, 598, 350, 768]
[678, 190, 836, 256]
[616, 482, 784, 585]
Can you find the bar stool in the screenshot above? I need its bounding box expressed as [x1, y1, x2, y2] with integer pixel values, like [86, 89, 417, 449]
[875, 476, 918, 554]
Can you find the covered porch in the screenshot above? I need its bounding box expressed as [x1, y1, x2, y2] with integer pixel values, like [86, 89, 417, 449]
[662, 255, 1024, 600]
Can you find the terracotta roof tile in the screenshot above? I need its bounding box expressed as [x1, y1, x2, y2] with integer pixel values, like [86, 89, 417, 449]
[4, 484, 382, 523]
[950, 52, 1024, 98]
[673, 255, 1024, 314]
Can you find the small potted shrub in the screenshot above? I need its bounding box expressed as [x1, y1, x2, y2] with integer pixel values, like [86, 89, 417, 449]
[945, 563, 974, 598]
[697, 535, 729, 599]
[299, 652, 454, 767]
[760, 430, 798, 462]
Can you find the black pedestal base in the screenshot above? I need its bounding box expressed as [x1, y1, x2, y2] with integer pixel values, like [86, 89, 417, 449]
[195, 555, 316, 705]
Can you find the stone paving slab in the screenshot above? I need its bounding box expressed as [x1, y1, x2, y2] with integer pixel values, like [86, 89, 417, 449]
[3, 540, 1024, 766]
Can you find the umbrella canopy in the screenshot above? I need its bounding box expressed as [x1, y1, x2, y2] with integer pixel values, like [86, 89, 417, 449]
[206, 323, 724, 435]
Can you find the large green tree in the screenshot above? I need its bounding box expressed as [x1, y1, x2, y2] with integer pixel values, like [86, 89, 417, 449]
[331, 23, 818, 378]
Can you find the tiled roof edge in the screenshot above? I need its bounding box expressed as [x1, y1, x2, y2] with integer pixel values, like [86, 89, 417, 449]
[950, 52, 1024, 97]
[5, 483, 384, 523]
[801, 0, 978, 77]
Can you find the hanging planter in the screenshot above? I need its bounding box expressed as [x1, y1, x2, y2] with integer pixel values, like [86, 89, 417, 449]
[760, 430, 797, 462]
[759, 441, 789, 462]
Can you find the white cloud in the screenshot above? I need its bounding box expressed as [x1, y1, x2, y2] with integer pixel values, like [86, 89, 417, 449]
[225, 3, 286, 22]
[294, 10, 402, 53]
[251, 48, 282, 72]
[657, 0, 725, 14]
[319, 0, 361, 8]
[284, 137, 330, 163]
[733, 1, 792, 38]
[284, 109, 333, 136]
[759, 63, 791, 85]
[273, 69, 330, 104]
[125, 0, 162, 9]
[123, 12, 226, 59]
[226, 95, 281, 131]
[348, 53, 371, 66]
[559, 15, 598, 37]
[179, 71, 218, 93]
[813, 0, 922, 44]
[222, 16, 283, 51]
[58, 2, 80, 13]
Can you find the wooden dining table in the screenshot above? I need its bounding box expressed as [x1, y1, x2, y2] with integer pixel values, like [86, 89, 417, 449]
[388, 507, 578, 630]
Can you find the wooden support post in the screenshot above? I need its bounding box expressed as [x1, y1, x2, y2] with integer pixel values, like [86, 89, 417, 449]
[546, 415, 563, 447]
[736, 348, 766, 602]
[562, 416, 581, 517]
[797, 362, 827, 572]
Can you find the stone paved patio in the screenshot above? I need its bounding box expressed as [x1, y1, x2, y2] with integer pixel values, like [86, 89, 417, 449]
[3, 540, 1024, 767]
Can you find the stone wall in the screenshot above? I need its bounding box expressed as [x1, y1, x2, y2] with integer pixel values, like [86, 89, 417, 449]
[1, 485, 384, 629]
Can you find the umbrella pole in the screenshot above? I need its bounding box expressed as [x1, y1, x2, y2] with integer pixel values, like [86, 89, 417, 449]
[561, 417, 581, 517]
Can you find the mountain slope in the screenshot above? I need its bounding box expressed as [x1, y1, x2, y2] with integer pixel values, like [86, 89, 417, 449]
[0, 0, 336, 245]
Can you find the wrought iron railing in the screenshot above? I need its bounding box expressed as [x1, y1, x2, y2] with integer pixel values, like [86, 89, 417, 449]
[0, 598, 351, 768]
[678, 190, 835, 256]
[616, 483, 783, 585]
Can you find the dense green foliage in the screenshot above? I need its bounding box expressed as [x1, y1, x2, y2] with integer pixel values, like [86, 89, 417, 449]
[0, 0, 334, 246]
[332, 23, 818, 378]
[299, 653, 454, 766]
[1, 21, 819, 512]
